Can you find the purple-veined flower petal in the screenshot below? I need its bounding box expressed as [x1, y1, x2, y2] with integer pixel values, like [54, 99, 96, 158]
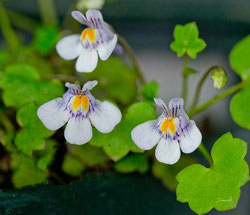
[82, 80, 98, 91]
[168, 97, 189, 120]
[71, 11, 90, 26]
[64, 117, 92, 145]
[75, 49, 98, 73]
[56, 34, 82, 60]
[97, 34, 117, 61]
[37, 98, 69, 130]
[89, 100, 121, 133]
[179, 120, 202, 153]
[131, 120, 161, 150]
[155, 138, 181, 164]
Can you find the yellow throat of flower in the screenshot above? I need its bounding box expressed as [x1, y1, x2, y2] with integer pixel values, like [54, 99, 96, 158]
[160, 118, 176, 134]
[73, 96, 90, 112]
[81, 29, 96, 42]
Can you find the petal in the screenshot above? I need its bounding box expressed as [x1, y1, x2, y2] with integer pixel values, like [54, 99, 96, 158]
[71, 11, 89, 26]
[86, 9, 107, 29]
[131, 120, 161, 150]
[154, 98, 168, 115]
[179, 120, 202, 153]
[82, 80, 98, 91]
[97, 34, 117, 61]
[155, 138, 181, 165]
[56, 35, 82, 60]
[64, 118, 92, 145]
[168, 97, 189, 120]
[89, 100, 121, 133]
[37, 98, 69, 131]
[75, 49, 98, 73]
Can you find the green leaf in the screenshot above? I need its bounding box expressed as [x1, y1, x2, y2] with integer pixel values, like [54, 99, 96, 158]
[0, 64, 40, 107]
[230, 87, 250, 130]
[15, 103, 53, 155]
[90, 102, 157, 161]
[33, 26, 59, 56]
[229, 34, 250, 80]
[185, 67, 198, 76]
[11, 153, 47, 187]
[152, 156, 196, 191]
[114, 153, 149, 174]
[85, 57, 137, 104]
[62, 154, 85, 176]
[176, 133, 249, 214]
[67, 144, 109, 167]
[34, 80, 64, 105]
[140, 81, 159, 101]
[0, 50, 10, 69]
[170, 22, 206, 59]
[37, 140, 57, 170]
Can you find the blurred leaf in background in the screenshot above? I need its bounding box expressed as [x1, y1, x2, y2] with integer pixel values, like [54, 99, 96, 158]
[140, 81, 158, 101]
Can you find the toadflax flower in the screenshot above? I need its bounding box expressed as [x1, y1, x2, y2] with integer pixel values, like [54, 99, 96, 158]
[131, 98, 202, 164]
[37, 81, 121, 145]
[56, 9, 117, 73]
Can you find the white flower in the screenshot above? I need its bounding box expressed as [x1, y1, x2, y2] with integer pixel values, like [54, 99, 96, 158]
[77, 0, 105, 10]
[56, 10, 117, 73]
[37, 81, 121, 145]
[131, 98, 202, 164]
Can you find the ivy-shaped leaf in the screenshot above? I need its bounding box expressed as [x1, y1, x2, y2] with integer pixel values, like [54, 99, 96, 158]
[230, 86, 250, 130]
[33, 26, 60, 56]
[170, 22, 206, 59]
[11, 153, 47, 187]
[152, 155, 196, 191]
[140, 81, 158, 101]
[90, 102, 157, 161]
[62, 154, 85, 176]
[229, 34, 250, 80]
[176, 133, 249, 214]
[114, 153, 149, 174]
[15, 103, 53, 155]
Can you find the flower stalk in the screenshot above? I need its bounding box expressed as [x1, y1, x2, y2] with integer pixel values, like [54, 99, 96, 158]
[182, 54, 188, 107]
[0, 0, 20, 51]
[188, 81, 246, 118]
[198, 143, 213, 166]
[118, 35, 146, 85]
[37, 0, 58, 25]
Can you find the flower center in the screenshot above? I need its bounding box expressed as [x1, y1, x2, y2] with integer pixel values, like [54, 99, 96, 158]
[72, 95, 90, 112]
[81, 29, 96, 42]
[160, 117, 176, 134]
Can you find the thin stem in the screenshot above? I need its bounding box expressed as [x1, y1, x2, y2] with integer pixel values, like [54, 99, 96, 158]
[0, 0, 20, 51]
[37, 0, 58, 25]
[188, 81, 246, 118]
[182, 55, 188, 105]
[118, 35, 146, 85]
[7, 10, 38, 32]
[190, 66, 218, 109]
[198, 143, 213, 166]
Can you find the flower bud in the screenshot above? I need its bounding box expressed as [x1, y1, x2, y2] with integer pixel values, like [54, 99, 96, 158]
[211, 67, 227, 89]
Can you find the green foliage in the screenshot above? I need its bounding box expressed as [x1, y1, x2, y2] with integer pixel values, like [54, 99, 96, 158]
[184, 67, 198, 76]
[230, 87, 250, 130]
[37, 140, 57, 170]
[230, 34, 250, 80]
[0, 64, 64, 107]
[176, 133, 249, 214]
[62, 144, 109, 176]
[152, 156, 196, 191]
[11, 153, 47, 187]
[62, 154, 85, 176]
[0, 50, 10, 69]
[15, 103, 53, 155]
[85, 57, 137, 104]
[33, 26, 59, 56]
[114, 153, 149, 174]
[170, 22, 206, 59]
[67, 144, 110, 167]
[90, 102, 157, 161]
[141, 81, 158, 101]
